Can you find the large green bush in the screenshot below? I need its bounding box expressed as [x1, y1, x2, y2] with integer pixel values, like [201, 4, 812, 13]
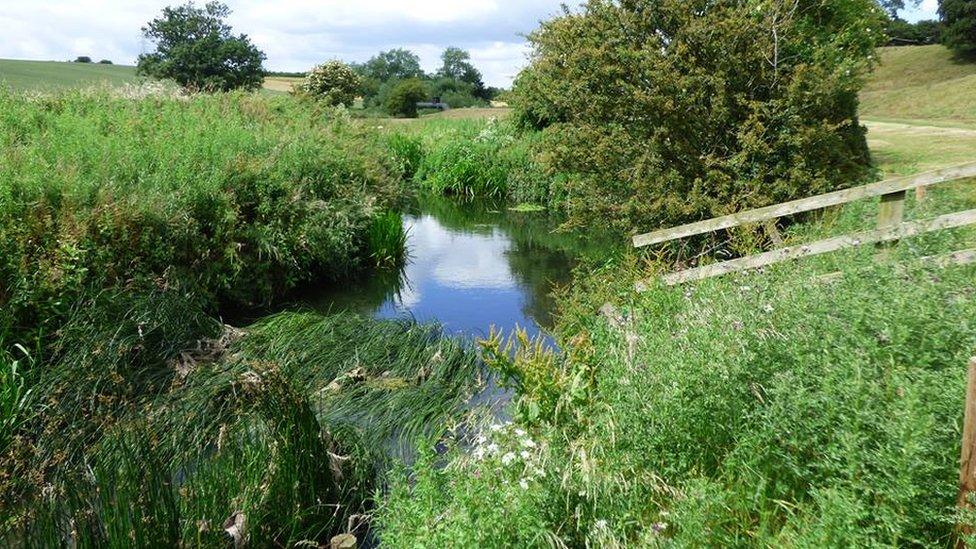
[136, 1, 265, 92]
[0, 90, 400, 346]
[385, 78, 428, 118]
[513, 0, 886, 233]
[299, 60, 361, 107]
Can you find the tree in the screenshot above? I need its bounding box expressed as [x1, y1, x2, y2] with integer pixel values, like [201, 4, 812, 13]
[359, 49, 424, 82]
[385, 79, 428, 118]
[299, 61, 361, 107]
[940, 0, 976, 55]
[74, 56, 92, 63]
[136, 1, 266, 92]
[877, 0, 921, 18]
[98, 59, 114, 64]
[513, 0, 885, 234]
[437, 47, 488, 99]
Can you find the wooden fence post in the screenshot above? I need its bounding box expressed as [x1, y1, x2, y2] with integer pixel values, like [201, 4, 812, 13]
[957, 357, 976, 543]
[877, 191, 907, 254]
[878, 190, 907, 229]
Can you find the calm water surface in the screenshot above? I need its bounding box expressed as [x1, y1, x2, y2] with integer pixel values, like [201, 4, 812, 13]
[310, 198, 610, 345]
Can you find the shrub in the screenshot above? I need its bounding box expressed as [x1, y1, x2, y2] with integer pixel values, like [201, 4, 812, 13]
[940, 0, 976, 56]
[136, 1, 265, 92]
[385, 78, 428, 118]
[513, 0, 886, 234]
[299, 60, 362, 107]
[98, 59, 113, 64]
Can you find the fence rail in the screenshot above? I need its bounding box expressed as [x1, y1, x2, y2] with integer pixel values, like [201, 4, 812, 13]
[633, 162, 976, 290]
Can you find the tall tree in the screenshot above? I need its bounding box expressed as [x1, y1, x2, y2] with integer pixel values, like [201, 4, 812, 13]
[877, 0, 921, 19]
[437, 47, 488, 100]
[359, 49, 424, 82]
[137, 1, 265, 92]
[940, 0, 976, 55]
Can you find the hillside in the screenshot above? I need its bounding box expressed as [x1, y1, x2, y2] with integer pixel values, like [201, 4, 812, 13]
[0, 58, 141, 91]
[861, 45, 976, 127]
[0, 58, 288, 94]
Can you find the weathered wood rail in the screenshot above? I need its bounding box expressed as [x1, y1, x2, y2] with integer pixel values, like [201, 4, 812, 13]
[633, 162, 976, 290]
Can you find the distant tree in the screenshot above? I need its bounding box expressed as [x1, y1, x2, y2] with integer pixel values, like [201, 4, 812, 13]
[436, 47, 489, 99]
[74, 56, 92, 63]
[940, 0, 976, 55]
[385, 79, 428, 118]
[877, 0, 921, 18]
[299, 61, 361, 106]
[886, 18, 942, 44]
[137, 1, 266, 92]
[359, 49, 424, 82]
[98, 59, 113, 64]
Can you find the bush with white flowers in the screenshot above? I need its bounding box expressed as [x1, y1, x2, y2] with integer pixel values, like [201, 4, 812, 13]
[299, 60, 361, 107]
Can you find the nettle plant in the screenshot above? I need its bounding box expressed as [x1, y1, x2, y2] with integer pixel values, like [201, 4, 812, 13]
[299, 60, 362, 107]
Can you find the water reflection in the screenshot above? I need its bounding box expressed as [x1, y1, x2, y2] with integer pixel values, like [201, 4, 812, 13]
[310, 197, 611, 343]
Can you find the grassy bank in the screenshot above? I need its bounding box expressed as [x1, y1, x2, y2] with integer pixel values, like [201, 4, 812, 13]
[378, 187, 976, 546]
[0, 89, 405, 348]
[375, 47, 976, 545]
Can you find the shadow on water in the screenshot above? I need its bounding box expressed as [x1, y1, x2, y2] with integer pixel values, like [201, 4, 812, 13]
[304, 196, 616, 347]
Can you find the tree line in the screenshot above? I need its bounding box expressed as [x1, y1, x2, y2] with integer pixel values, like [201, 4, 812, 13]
[132, 0, 976, 102]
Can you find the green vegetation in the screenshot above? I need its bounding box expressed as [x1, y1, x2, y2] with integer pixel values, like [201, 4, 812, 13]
[3, 2, 976, 546]
[298, 60, 361, 107]
[940, 0, 976, 55]
[513, 0, 887, 233]
[385, 78, 428, 118]
[136, 1, 266, 92]
[4, 291, 482, 546]
[0, 89, 400, 347]
[0, 58, 143, 92]
[861, 45, 976, 125]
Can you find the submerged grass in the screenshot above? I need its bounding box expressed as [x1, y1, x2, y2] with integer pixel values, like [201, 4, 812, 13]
[3, 289, 483, 547]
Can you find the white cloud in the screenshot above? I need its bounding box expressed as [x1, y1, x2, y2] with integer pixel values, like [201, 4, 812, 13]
[0, 0, 563, 86]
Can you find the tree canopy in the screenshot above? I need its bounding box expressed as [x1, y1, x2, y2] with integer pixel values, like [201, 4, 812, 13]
[513, 0, 885, 233]
[940, 0, 976, 55]
[357, 49, 425, 82]
[137, 1, 266, 92]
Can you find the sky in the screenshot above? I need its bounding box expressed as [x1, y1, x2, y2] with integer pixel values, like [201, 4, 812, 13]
[0, 0, 942, 88]
[0, 0, 565, 88]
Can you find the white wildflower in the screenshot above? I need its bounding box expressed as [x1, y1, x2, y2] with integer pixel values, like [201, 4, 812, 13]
[521, 438, 536, 448]
[519, 479, 529, 490]
[501, 452, 516, 465]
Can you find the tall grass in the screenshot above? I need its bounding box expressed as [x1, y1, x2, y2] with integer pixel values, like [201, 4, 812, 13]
[397, 119, 550, 201]
[3, 289, 483, 547]
[0, 89, 403, 349]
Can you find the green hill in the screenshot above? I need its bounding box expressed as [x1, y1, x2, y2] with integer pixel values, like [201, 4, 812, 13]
[0, 59, 143, 92]
[861, 45, 976, 127]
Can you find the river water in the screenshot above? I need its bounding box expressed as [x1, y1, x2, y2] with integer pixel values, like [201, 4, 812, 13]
[308, 197, 610, 346]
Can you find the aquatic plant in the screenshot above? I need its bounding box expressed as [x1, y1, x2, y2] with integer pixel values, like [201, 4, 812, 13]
[366, 210, 409, 269]
[3, 289, 483, 547]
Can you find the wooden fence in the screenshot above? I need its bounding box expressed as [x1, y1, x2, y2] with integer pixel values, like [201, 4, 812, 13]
[633, 162, 976, 290]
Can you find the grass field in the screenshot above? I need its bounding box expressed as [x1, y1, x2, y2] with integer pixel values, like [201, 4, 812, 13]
[0, 58, 301, 94]
[861, 45, 976, 127]
[0, 59, 142, 91]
